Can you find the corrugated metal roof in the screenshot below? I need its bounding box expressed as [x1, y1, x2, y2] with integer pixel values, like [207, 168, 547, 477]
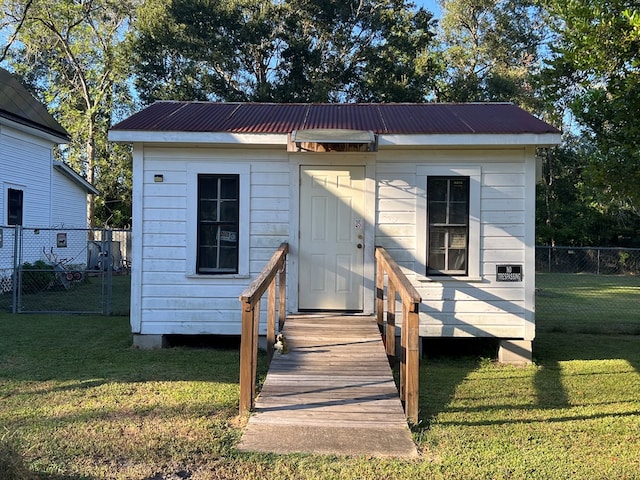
[0, 68, 70, 141]
[110, 101, 560, 135]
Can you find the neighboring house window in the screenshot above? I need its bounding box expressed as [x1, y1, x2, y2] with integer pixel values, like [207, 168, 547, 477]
[427, 177, 470, 275]
[196, 174, 239, 274]
[7, 188, 23, 225]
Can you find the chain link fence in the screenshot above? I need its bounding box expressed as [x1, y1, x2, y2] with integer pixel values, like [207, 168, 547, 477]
[535, 246, 640, 334]
[0, 226, 131, 315]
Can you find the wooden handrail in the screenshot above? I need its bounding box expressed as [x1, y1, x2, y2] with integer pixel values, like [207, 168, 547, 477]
[239, 242, 288, 416]
[375, 246, 422, 424]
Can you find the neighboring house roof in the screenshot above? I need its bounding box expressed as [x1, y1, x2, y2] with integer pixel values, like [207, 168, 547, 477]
[53, 161, 100, 195]
[110, 101, 560, 135]
[0, 67, 70, 142]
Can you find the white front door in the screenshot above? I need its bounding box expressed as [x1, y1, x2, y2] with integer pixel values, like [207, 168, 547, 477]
[298, 166, 366, 311]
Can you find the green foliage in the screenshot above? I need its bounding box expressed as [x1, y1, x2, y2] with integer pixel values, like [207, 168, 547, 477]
[19, 261, 55, 294]
[129, 0, 439, 103]
[540, 0, 640, 210]
[435, 0, 545, 110]
[1, 0, 136, 227]
[536, 138, 640, 246]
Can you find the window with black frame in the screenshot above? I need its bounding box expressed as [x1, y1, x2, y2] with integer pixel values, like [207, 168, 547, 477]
[7, 188, 23, 225]
[197, 174, 239, 274]
[427, 177, 469, 275]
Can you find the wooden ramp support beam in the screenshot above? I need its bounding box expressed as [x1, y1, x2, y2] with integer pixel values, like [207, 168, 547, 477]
[375, 246, 422, 424]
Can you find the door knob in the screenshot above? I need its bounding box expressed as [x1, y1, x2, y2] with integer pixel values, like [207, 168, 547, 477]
[357, 243, 363, 249]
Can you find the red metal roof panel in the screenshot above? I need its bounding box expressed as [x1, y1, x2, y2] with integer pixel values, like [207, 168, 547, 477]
[110, 102, 560, 135]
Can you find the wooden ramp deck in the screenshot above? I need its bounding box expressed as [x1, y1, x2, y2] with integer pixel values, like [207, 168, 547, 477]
[237, 315, 418, 458]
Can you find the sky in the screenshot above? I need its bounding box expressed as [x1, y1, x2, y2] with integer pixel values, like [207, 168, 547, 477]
[415, 0, 442, 18]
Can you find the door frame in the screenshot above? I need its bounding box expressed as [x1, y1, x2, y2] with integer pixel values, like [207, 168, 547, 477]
[288, 154, 376, 314]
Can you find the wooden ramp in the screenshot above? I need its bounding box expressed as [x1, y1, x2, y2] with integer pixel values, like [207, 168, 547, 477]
[237, 315, 418, 458]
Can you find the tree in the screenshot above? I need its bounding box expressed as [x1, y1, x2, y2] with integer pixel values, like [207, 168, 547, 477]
[436, 0, 545, 110]
[129, 0, 439, 103]
[540, 0, 640, 210]
[1, 0, 136, 227]
[537, 136, 640, 247]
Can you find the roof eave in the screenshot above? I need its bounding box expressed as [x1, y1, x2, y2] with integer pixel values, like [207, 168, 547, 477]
[379, 133, 563, 147]
[1, 114, 70, 144]
[108, 130, 288, 145]
[53, 161, 100, 195]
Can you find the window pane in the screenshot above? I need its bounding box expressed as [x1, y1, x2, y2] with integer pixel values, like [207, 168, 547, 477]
[449, 202, 468, 225]
[448, 249, 467, 271]
[427, 178, 448, 201]
[199, 200, 218, 221]
[219, 246, 238, 269]
[220, 177, 238, 199]
[428, 202, 447, 224]
[220, 200, 238, 222]
[450, 179, 468, 201]
[199, 176, 219, 199]
[429, 227, 446, 250]
[198, 246, 218, 270]
[428, 252, 445, 271]
[448, 227, 467, 248]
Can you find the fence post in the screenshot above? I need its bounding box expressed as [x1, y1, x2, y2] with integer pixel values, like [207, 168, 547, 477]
[12, 225, 21, 314]
[106, 229, 113, 315]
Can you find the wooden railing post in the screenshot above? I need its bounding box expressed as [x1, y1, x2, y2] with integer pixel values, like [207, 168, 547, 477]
[376, 259, 384, 335]
[386, 282, 396, 359]
[375, 246, 422, 424]
[239, 303, 256, 416]
[238, 243, 289, 417]
[278, 263, 286, 331]
[405, 304, 420, 423]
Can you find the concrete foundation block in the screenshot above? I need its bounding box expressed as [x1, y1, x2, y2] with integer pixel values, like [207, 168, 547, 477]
[498, 339, 533, 365]
[133, 334, 166, 350]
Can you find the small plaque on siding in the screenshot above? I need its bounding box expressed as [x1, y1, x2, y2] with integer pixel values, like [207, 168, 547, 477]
[497, 264, 522, 282]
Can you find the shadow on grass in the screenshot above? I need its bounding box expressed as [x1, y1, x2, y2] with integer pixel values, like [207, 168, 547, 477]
[415, 332, 640, 433]
[415, 338, 499, 430]
[0, 314, 245, 388]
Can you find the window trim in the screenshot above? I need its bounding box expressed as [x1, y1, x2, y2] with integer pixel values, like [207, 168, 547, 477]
[416, 166, 481, 280]
[187, 163, 250, 277]
[196, 174, 240, 274]
[426, 176, 470, 275]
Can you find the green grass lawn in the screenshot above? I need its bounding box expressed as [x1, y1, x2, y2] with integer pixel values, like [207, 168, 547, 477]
[1, 275, 639, 479]
[536, 273, 640, 334]
[0, 274, 130, 316]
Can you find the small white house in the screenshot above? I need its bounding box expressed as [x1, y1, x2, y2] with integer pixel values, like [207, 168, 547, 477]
[0, 68, 99, 270]
[109, 102, 561, 361]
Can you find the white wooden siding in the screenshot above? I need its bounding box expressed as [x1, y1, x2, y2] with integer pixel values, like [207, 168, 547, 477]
[51, 168, 88, 227]
[136, 148, 289, 336]
[0, 126, 52, 227]
[135, 145, 537, 341]
[376, 148, 534, 340]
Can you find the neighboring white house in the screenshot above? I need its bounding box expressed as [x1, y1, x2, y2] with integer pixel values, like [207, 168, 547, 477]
[0, 68, 99, 270]
[109, 102, 561, 361]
